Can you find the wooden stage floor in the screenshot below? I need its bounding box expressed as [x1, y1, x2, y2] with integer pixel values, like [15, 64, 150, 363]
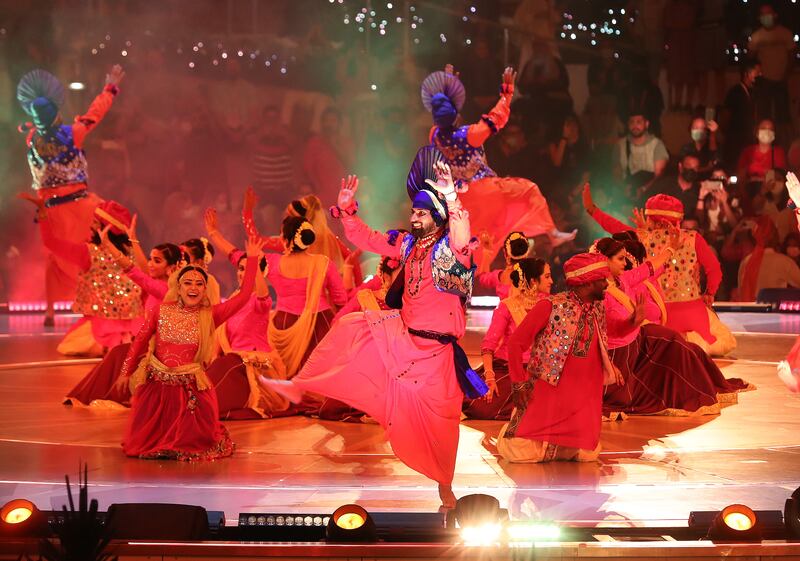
[0, 311, 798, 529]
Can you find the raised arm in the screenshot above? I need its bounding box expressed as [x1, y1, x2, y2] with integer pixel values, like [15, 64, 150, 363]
[212, 238, 259, 326]
[336, 175, 404, 258]
[204, 207, 237, 258]
[466, 67, 515, 147]
[582, 183, 634, 234]
[125, 266, 168, 300]
[72, 65, 124, 148]
[424, 161, 473, 266]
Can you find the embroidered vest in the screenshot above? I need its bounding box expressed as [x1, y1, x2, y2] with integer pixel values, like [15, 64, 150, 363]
[26, 125, 89, 189]
[525, 292, 607, 386]
[73, 244, 143, 320]
[431, 126, 496, 183]
[399, 232, 475, 299]
[638, 228, 700, 302]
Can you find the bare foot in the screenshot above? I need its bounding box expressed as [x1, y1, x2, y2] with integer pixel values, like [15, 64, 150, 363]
[259, 377, 304, 404]
[549, 228, 577, 248]
[438, 484, 456, 509]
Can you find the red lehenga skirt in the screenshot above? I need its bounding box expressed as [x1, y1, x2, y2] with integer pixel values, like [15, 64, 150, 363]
[122, 371, 233, 461]
[65, 343, 133, 406]
[603, 323, 752, 416]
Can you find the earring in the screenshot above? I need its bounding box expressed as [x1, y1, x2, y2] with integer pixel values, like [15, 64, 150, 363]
[531, 282, 539, 293]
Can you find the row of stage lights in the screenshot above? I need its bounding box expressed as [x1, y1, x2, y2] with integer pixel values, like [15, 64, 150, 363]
[2, 491, 800, 545]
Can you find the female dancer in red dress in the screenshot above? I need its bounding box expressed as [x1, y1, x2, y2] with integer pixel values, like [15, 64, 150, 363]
[464, 257, 552, 421]
[475, 231, 531, 298]
[17, 65, 124, 325]
[423, 65, 575, 263]
[117, 235, 261, 460]
[206, 250, 289, 420]
[596, 236, 751, 417]
[65, 240, 182, 407]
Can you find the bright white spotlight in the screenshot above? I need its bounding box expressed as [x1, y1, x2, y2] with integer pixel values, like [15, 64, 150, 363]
[461, 523, 503, 546]
[68, 82, 85, 90]
[506, 521, 562, 543]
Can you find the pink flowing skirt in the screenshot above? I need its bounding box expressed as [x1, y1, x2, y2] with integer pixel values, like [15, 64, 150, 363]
[293, 310, 462, 484]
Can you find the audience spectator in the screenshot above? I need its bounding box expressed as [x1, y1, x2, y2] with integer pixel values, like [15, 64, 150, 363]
[722, 60, 762, 170]
[664, 0, 699, 110]
[679, 117, 721, 179]
[697, 168, 740, 253]
[616, 68, 665, 136]
[543, 114, 590, 204]
[651, 153, 701, 215]
[486, 120, 540, 181]
[783, 232, 800, 266]
[612, 112, 669, 201]
[736, 119, 787, 201]
[302, 107, 354, 207]
[722, 219, 757, 299]
[629, 0, 669, 84]
[748, 4, 795, 126]
[696, 0, 729, 106]
[738, 215, 800, 300]
[251, 105, 297, 212]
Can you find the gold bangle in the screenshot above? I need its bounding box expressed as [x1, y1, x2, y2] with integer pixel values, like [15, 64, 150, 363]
[130, 239, 140, 244]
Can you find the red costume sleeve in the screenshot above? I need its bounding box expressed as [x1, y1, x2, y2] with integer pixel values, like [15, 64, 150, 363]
[39, 218, 90, 270]
[121, 308, 158, 378]
[212, 256, 256, 325]
[336, 237, 363, 286]
[341, 215, 403, 258]
[72, 85, 118, 148]
[695, 234, 722, 296]
[260, 236, 285, 253]
[324, 259, 349, 307]
[466, 90, 513, 147]
[480, 302, 511, 355]
[588, 208, 634, 235]
[478, 270, 502, 290]
[332, 292, 362, 322]
[508, 299, 552, 383]
[125, 266, 168, 300]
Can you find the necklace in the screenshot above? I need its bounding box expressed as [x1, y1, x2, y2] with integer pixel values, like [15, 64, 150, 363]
[407, 233, 438, 297]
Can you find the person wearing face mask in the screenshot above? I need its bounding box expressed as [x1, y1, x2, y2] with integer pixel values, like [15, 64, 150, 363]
[16, 65, 125, 327]
[116, 234, 261, 461]
[748, 4, 794, 124]
[679, 118, 720, 179]
[737, 119, 788, 199]
[653, 154, 702, 215]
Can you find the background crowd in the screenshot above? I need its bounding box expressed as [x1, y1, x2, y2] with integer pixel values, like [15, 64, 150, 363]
[2, 0, 800, 302]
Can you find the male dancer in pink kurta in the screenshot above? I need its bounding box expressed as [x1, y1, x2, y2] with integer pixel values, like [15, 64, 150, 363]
[262, 159, 484, 507]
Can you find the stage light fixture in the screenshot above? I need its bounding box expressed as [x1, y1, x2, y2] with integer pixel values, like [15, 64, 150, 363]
[785, 486, 800, 540]
[707, 504, 762, 542]
[237, 512, 329, 541]
[326, 504, 376, 542]
[0, 499, 47, 537]
[454, 494, 507, 546]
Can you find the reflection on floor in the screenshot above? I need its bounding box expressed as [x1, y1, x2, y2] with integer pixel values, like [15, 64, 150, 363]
[0, 311, 797, 527]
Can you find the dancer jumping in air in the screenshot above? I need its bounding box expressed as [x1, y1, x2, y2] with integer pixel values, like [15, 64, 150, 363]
[17, 65, 125, 325]
[262, 148, 486, 507]
[422, 64, 575, 263]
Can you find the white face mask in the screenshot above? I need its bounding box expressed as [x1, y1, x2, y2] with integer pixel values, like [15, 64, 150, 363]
[758, 129, 775, 145]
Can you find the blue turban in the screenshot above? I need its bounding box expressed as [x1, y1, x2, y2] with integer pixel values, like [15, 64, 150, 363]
[431, 93, 457, 128]
[412, 189, 448, 227]
[30, 97, 59, 129]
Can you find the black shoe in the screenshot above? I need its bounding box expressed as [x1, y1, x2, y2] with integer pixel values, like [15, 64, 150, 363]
[43, 316, 55, 327]
[62, 398, 73, 406]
